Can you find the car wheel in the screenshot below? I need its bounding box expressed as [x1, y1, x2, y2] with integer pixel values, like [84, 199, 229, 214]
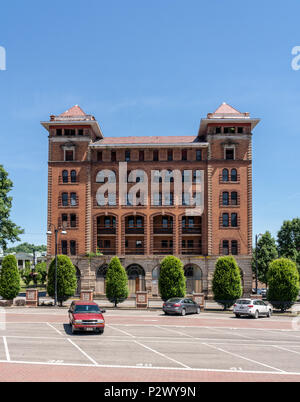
[181, 308, 186, 316]
[254, 310, 259, 319]
[235, 313, 240, 318]
[71, 325, 77, 334]
[164, 311, 169, 315]
[196, 307, 200, 314]
[267, 309, 272, 317]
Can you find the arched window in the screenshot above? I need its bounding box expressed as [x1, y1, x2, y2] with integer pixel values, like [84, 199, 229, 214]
[222, 168, 229, 182]
[231, 168, 237, 182]
[62, 170, 68, 183]
[222, 192, 229, 206]
[97, 264, 108, 278]
[70, 170, 77, 183]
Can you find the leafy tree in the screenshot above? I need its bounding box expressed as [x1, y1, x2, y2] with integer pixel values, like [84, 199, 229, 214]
[277, 218, 300, 270]
[105, 257, 129, 307]
[0, 255, 21, 300]
[252, 231, 278, 286]
[0, 165, 24, 250]
[47, 255, 77, 306]
[35, 262, 47, 285]
[267, 258, 300, 312]
[212, 256, 242, 310]
[6, 242, 47, 254]
[158, 256, 186, 301]
[21, 261, 33, 286]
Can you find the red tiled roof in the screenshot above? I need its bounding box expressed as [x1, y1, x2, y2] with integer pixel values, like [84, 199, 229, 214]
[213, 102, 242, 115]
[59, 105, 87, 117]
[94, 136, 198, 145]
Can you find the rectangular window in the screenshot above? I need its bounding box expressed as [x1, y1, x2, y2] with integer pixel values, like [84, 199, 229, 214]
[225, 148, 234, 160]
[222, 213, 229, 227]
[78, 129, 84, 136]
[222, 240, 229, 255]
[61, 240, 68, 255]
[97, 151, 102, 162]
[231, 213, 238, 227]
[111, 151, 116, 162]
[182, 149, 187, 161]
[70, 240, 76, 255]
[56, 129, 62, 136]
[70, 193, 77, 206]
[162, 240, 168, 248]
[62, 214, 68, 227]
[139, 151, 144, 161]
[167, 150, 173, 161]
[187, 240, 194, 249]
[125, 150, 130, 162]
[222, 192, 229, 206]
[65, 150, 74, 161]
[231, 240, 238, 255]
[231, 192, 238, 205]
[237, 127, 243, 134]
[70, 214, 76, 228]
[216, 127, 221, 134]
[62, 193, 68, 207]
[153, 150, 159, 161]
[196, 150, 202, 161]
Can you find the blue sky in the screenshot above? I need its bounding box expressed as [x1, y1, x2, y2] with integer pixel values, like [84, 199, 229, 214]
[0, 0, 299, 247]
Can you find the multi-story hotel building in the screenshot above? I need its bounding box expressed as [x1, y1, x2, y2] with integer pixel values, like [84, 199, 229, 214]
[41, 102, 259, 298]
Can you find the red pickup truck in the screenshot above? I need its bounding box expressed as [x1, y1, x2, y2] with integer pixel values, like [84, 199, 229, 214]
[68, 301, 106, 334]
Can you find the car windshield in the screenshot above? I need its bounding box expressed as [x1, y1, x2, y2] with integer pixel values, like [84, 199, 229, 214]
[74, 305, 100, 313]
[236, 299, 251, 305]
[167, 298, 182, 303]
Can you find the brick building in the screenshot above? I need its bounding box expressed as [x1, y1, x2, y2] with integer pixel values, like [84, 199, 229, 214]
[41, 102, 259, 298]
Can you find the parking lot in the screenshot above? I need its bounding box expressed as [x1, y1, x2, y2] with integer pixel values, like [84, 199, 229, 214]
[1, 309, 300, 381]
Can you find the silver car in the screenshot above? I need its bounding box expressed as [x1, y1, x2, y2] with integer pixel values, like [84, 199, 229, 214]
[163, 298, 201, 316]
[233, 299, 272, 319]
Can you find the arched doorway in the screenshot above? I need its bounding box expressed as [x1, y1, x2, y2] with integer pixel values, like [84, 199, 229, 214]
[96, 264, 108, 295]
[151, 266, 160, 296]
[184, 265, 203, 294]
[74, 266, 81, 296]
[126, 264, 145, 295]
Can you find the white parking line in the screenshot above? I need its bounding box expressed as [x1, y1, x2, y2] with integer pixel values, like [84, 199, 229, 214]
[67, 338, 98, 365]
[133, 340, 190, 369]
[3, 337, 10, 361]
[204, 326, 252, 340]
[46, 323, 63, 336]
[203, 343, 285, 373]
[1, 358, 300, 377]
[273, 345, 300, 356]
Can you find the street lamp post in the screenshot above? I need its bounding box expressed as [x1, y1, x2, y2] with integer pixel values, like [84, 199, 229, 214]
[255, 233, 263, 294]
[46, 224, 67, 306]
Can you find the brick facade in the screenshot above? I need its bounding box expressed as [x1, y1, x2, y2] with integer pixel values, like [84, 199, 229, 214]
[42, 103, 260, 298]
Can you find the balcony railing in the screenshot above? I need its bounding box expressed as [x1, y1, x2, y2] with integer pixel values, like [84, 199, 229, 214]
[153, 248, 173, 255]
[153, 225, 173, 234]
[182, 225, 201, 234]
[181, 248, 202, 255]
[97, 225, 116, 234]
[99, 248, 117, 255]
[125, 226, 144, 234]
[125, 248, 145, 255]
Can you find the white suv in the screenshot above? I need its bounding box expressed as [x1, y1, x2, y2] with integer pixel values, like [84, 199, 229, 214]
[233, 299, 272, 319]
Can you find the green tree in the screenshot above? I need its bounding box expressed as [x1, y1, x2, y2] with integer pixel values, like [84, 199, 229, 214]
[47, 255, 77, 306]
[0, 165, 24, 250]
[277, 218, 300, 270]
[158, 256, 186, 301]
[0, 255, 21, 300]
[21, 261, 33, 286]
[106, 257, 129, 307]
[6, 242, 47, 254]
[267, 258, 300, 312]
[252, 231, 278, 286]
[35, 262, 47, 285]
[212, 256, 242, 310]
